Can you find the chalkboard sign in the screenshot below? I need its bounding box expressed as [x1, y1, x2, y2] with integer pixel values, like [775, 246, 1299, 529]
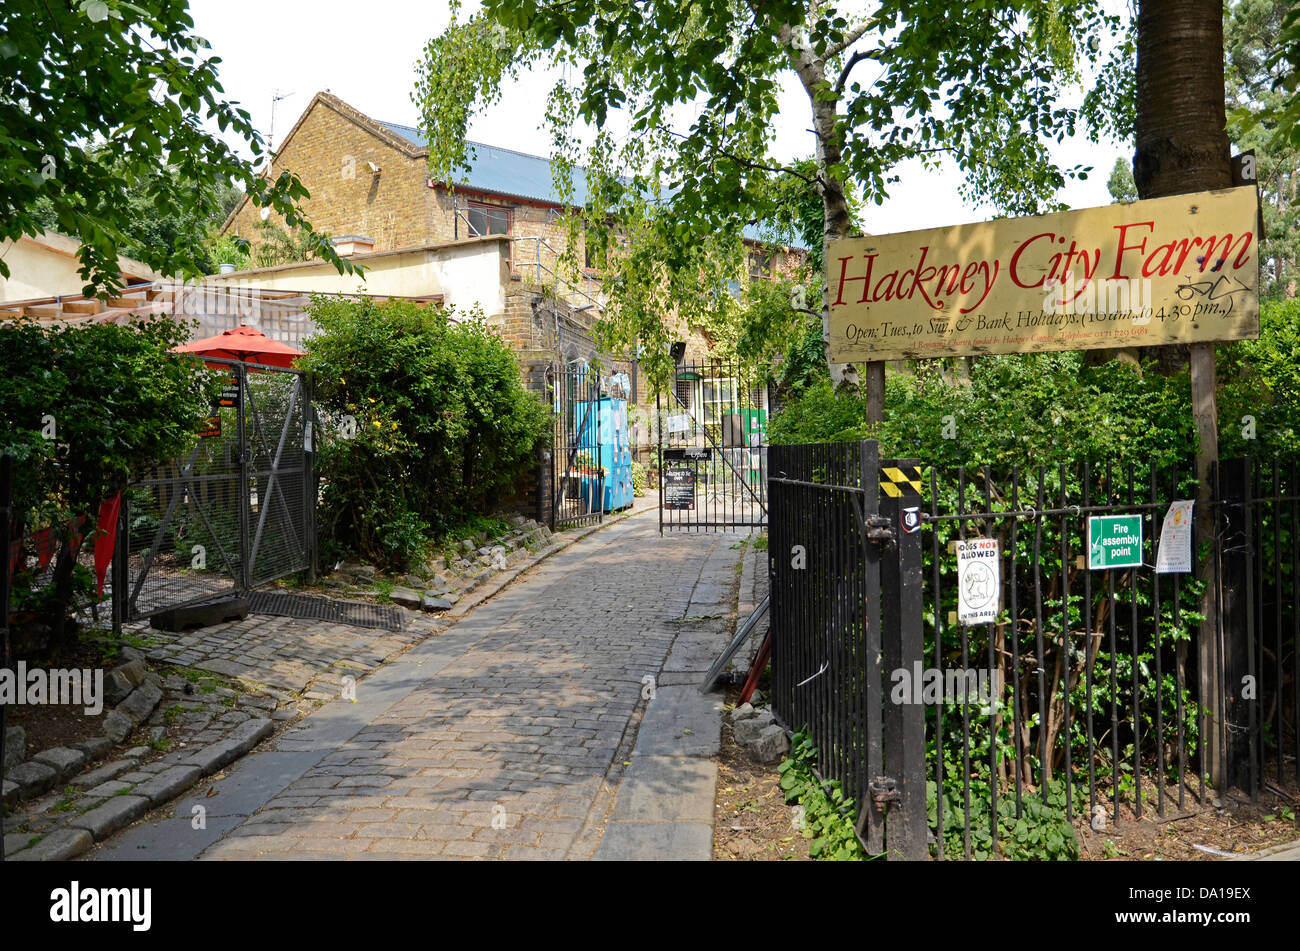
[663, 465, 696, 510]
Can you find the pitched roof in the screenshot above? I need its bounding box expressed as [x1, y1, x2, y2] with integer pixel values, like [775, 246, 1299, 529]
[376, 116, 799, 248]
[242, 92, 800, 250]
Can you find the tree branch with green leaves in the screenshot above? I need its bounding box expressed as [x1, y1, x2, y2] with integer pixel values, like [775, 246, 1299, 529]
[0, 0, 357, 296]
[415, 0, 1123, 398]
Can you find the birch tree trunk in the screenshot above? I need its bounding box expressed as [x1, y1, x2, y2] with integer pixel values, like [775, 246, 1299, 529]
[778, 21, 863, 397]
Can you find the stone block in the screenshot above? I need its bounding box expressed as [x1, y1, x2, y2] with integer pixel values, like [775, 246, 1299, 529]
[32, 746, 87, 782]
[103, 710, 135, 744]
[389, 586, 421, 608]
[728, 702, 755, 724]
[9, 828, 93, 862]
[68, 735, 113, 760]
[150, 595, 249, 631]
[72, 758, 139, 788]
[134, 764, 202, 806]
[104, 658, 148, 705]
[68, 794, 150, 840]
[3, 724, 26, 769]
[117, 681, 164, 725]
[8, 760, 57, 799]
[750, 724, 790, 763]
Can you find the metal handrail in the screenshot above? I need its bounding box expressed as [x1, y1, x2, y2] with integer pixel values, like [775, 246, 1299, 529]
[451, 203, 607, 313]
[509, 235, 606, 313]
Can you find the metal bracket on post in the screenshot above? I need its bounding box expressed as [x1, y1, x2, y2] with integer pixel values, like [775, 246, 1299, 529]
[869, 776, 900, 808]
[865, 515, 895, 547]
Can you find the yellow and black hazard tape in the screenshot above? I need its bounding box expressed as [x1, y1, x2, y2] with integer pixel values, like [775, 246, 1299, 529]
[880, 465, 924, 498]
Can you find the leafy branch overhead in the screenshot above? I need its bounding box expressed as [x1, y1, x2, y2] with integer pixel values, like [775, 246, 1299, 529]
[0, 0, 356, 296]
[415, 0, 1124, 390]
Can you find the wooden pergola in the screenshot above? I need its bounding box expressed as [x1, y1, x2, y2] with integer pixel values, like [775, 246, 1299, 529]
[0, 281, 444, 346]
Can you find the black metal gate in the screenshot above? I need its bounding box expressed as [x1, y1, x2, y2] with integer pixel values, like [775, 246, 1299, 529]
[766, 441, 926, 857]
[546, 361, 616, 531]
[116, 358, 314, 621]
[657, 359, 768, 532]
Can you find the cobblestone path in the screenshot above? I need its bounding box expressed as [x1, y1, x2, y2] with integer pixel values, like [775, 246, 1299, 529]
[94, 515, 741, 860]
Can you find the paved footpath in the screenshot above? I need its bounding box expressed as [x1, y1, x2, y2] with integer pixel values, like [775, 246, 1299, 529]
[89, 515, 743, 861]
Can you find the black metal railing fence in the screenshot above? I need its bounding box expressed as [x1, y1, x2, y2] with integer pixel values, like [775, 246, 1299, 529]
[766, 442, 1299, 860]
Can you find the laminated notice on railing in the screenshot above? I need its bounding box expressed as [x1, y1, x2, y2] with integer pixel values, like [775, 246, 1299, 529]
[956, 538, 1000, 625]
[1156, 500, 1194, 574]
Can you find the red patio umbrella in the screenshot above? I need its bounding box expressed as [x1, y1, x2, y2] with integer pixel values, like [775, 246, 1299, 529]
[172, 325, 305, 368]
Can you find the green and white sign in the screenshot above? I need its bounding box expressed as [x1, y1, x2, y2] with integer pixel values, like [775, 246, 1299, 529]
[1088, 515, 1143, 570]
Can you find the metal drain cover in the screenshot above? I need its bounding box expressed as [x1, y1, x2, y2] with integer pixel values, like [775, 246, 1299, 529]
[246, 591, 406, 632]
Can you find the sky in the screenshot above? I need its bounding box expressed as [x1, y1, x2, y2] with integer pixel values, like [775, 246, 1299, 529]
[190, 0, 1132, 236]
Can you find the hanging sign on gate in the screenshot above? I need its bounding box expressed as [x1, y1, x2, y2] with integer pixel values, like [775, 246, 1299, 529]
[217, 378, 241, 408]
[663, 465, 696, 510]
[1155, 500, 1194, 573]
[197, 416, 221, 439]
[956, 538, 1000, 625]
[1087, 515, 1143, 569]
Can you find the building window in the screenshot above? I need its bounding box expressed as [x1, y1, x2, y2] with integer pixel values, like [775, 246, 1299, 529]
[747, 251, 772, 281]
[467, 202, 511, 237]
[675, 376, 694, 411]
[701, 377, 735, 425]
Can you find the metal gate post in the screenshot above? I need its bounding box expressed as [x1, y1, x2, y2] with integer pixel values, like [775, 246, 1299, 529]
[236, 363, 251, 591]
[857, 441, 885, 854]
[657, 388, 663, 535]
[304, 375, 317, 584]
[1217, 457, 1257, 796]
[879, 459, 928, 859]
[1, 454, 11, 851]
[112, 493, 127, 635]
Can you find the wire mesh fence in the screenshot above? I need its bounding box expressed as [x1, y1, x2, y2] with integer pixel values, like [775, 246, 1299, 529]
[119, 357, 313, 622]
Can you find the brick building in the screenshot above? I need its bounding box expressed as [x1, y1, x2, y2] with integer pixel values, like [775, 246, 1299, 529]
[222, 92, 802, 354]
[221, 92, 802, 520]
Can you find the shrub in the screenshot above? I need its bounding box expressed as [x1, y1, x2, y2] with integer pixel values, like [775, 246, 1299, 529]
[630, 460, 648, 496]
[301, 296, 549, 567]
[769, 300, 1300, 468]
[0, 317, 219, 654]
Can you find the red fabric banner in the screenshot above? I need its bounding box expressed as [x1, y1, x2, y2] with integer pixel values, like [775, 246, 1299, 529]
[94, 493, 121, 598]
[4, 494, 121, 600]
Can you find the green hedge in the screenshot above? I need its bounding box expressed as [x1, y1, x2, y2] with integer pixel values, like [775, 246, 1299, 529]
[302, 296, 549, 568]
[770, 299, 1300, 466]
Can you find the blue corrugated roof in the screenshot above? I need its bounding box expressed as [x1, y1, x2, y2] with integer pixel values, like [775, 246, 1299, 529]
[380, 119, 797, 248]
[381, 120, 594, 206]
